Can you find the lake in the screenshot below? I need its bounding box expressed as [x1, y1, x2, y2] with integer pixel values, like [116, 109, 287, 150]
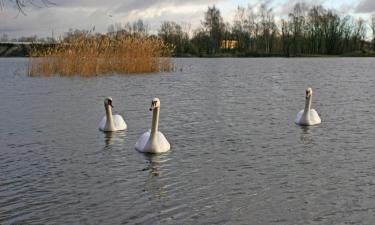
[1, 57, 375, 225]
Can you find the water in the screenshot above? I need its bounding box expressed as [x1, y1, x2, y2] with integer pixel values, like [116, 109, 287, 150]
[1, 57, 375, 225]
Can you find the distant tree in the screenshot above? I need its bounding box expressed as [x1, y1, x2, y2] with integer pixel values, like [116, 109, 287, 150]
[107, 24, 115, 34]
[353, 18, 366, 51]
[132, 19, 149, 36]
[117, 19, 149, 37]
[202, 5, 225, 54]
[232, 6, 250, 52]
[45, 36, 55, 43]
[321, 10, 343, 54]
[158, 21, 190, 56]
[245, 5, 259, 52]
[0, 33, 9, 42]
[63, 28, 90, 42]
[281, 19, 290, 56]
[107, 19, 149, 38]
[17, 35, 38, 42]
[288, 3, 309, 55]
[306, 6, 325, 54]
[258, 4, 277, 53]
[191, 28, 210, 56]
[339, 16, 352, 53]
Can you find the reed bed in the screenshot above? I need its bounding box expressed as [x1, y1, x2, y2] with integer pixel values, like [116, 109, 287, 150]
[28, 33, 174, 76]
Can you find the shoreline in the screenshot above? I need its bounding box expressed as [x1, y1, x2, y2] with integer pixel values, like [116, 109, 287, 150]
[1, 43, 374, 58]
[2, 54, 375, 58]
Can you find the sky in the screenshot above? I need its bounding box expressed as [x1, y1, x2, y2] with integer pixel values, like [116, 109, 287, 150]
[0, 0, 374, 39]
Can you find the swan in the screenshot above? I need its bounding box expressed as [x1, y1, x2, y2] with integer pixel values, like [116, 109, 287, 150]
[99, 97, 127, 132]
[295, 88, 321, 126]
[135, 98, 170, 153]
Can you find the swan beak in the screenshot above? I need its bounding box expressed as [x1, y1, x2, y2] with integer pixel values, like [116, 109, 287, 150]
[108, 100, 113, 108]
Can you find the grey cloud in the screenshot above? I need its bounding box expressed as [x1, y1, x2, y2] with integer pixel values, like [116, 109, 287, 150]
[115, 0, 158, 13]
[1, 0, 220, 38]
[356, 0, 375, 13]
[49, 0, 220, 12]
[114, 0, 221, 14]
[52, 0, 118, 8]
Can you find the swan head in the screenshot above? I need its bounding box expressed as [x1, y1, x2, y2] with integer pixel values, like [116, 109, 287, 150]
[149, 98, 160, 111]
[306, 88, 312, 99]
[104, 97, 113, 108]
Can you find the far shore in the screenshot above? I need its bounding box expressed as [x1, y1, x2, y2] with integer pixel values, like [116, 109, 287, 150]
[2, 52, 375, 58]
[1, 42, 374, 58]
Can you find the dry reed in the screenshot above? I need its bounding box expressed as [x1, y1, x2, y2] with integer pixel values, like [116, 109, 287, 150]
[28, 33, 174, 76]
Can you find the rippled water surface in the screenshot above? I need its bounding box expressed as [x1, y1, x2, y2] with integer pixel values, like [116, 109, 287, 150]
[1, 58, 375, 224]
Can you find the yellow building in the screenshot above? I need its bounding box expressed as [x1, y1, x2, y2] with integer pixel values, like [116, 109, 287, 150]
[221, 40, 237, 49]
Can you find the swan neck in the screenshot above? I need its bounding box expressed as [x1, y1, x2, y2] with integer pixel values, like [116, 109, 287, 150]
[305, 95, 312, 112]
[105, 104, 115, 129]
[151, 107, 160, 137]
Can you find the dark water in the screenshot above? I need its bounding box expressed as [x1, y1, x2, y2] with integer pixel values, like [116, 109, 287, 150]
[1, 57, 375, 225]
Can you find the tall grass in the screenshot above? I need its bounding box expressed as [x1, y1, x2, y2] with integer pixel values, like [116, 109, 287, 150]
[28, 32, 174, 76]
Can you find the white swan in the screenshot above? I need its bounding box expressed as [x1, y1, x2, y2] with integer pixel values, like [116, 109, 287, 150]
[99, 97, 127, 132]
[295, 88, 321, 126]
[135, 98, 170, 153]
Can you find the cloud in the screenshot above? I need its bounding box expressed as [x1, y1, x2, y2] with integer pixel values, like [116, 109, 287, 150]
[114, 0, 226, 14]
[1, 0, 230, 38]
[356, 0, 375, 13]
[0, 0, 373, 39]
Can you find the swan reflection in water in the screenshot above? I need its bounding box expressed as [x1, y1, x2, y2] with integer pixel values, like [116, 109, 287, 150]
[299, 125, 315, 144]
[142, 153, 171, 199]
[102, 131, 126, 150]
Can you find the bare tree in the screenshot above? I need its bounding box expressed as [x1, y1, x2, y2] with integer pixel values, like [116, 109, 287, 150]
[232, 6, 250, 52]
[0, 33, 9, 42]
[202, 5, 225, 54]
[281, 19, 290, 56]
[245, 4, 259, 52]
[353, 18, 366, 51]
[258, 4, 277, 53]
[1, 0, 54, 15]
[158, 21, 190, 55]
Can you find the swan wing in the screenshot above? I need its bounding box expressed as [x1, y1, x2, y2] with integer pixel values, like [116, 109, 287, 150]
[113, 114, 127, 130]
[309, 109, 321, 125]
[135, 130, 150, 152]
[99, 116, 107, 131]
[295, 109, 304, 124]
[157, 131, 171, 152]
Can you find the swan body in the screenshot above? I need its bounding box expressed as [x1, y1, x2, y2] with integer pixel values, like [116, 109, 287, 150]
[135, 98, 170, 153]
[295, 88, 321, 126]
[99, 97, 127, 132]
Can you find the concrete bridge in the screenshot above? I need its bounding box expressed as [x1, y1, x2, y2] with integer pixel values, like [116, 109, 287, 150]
[0, 42, 55, 57]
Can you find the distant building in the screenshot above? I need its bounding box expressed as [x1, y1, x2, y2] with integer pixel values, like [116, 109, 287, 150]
[221, 40, 237, 49]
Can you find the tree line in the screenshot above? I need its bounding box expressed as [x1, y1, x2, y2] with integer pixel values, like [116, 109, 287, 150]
[156, 3, 375, 56]
[2, 2, 375, 56]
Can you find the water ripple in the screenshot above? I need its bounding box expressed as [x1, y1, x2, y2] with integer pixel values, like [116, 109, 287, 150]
[1, 58, 375, 224]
